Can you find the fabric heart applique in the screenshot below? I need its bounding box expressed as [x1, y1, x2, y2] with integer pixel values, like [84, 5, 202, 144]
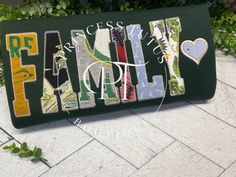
[181, 38, 208, 65]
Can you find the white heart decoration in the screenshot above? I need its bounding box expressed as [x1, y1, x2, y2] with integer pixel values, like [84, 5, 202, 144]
[181, 38, 208, 65]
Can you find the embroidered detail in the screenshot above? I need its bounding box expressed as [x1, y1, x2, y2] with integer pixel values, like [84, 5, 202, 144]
[6, 32, 38, 117]
[111, 27, 137, 103]
[150, 17, 185, 96]
[41, 31, 78, 114]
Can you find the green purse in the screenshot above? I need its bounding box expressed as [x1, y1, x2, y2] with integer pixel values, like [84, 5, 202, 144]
[0, 4, 216, 128]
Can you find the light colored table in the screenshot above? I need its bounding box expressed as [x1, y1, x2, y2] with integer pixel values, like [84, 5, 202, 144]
[0, 50, 236, 177]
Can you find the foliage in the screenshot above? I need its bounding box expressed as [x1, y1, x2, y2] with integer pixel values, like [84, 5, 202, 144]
[0, 0, 226, 20]
[212, 10, 236, 56]
[0, 0, 73, 19]
[2, 142, 48, 163]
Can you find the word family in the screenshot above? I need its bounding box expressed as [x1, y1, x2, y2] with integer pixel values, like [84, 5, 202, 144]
[5, 17, 207, 117]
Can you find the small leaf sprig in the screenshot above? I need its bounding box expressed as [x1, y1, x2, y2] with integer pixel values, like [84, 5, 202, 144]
[2, 142, 48, 163]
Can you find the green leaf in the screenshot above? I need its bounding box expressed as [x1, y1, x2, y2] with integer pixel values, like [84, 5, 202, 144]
[173, 56, 181, 77]
[24, 150, 33, 157]
[20, 8, 27, 15]
[171, 34, 178, 42]
[21, 142, 28, 151]
[47, 7, 53, 14]
[0, 16, 8, 21]
[18, 152, 25, 158]
[2, 145, 9, 150]
[33, 147, 42, 158]
[9, 143, 16, 150]
[11, 147, 20, 154]
[18, 149, 33, 158]
[41, 6, 47, 14]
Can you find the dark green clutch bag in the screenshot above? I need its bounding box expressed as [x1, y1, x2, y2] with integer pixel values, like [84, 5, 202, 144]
[0, 4, 216, 128]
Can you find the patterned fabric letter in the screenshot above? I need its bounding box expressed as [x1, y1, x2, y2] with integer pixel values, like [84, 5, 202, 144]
[41, 31, 78, 114]
[72, 29, 120, 108]
[150, 17, 185, 96]
[111, 27, 137, 103]
[6, 32, 38, 117]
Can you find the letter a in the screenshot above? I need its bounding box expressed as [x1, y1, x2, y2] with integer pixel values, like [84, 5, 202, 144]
[41, 31, 78, 114]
